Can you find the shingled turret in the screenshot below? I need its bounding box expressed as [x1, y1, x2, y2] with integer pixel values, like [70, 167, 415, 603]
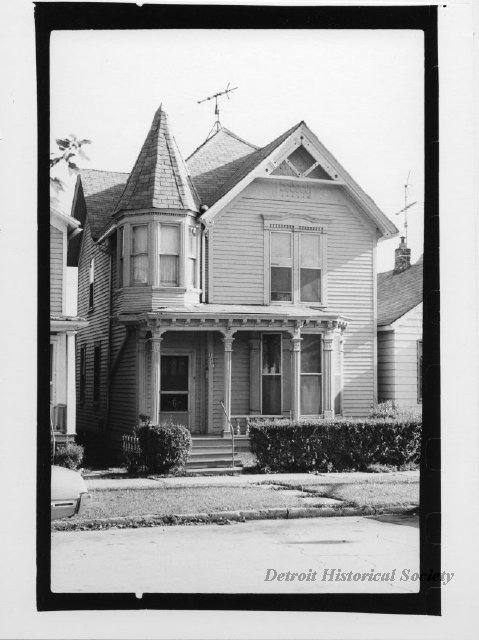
[115, 105, 199, 213]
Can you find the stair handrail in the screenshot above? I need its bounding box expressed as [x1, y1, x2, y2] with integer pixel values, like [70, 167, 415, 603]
[220, 401, 235, 469]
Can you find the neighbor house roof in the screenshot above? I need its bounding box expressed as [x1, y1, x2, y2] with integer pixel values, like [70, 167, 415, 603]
[78, 168, 129, 239]
[377, 259, 423, 326]
[115, 105, 199, 214]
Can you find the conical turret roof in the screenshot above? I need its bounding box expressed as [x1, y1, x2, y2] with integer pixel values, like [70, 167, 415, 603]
[115, 105, 199, 213]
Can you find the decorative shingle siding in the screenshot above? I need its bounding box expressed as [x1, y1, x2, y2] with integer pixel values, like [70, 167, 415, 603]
[50, 224, 64, 314]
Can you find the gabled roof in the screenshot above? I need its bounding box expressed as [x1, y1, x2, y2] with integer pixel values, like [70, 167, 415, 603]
[377, 259, 423, 326]
[187, 127, 258, 205]
[196, 121, 398, 239]
[115, 105, 199, 213]
[77, 168, 128, 239]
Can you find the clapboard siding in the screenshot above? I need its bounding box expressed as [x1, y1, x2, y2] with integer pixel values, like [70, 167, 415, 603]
[76, 219, 111, 434]
[210, 179, 377, 416]
[109, 329, 138, 452]
[377, 304, 422, 406]
[50, 224, 64, 314]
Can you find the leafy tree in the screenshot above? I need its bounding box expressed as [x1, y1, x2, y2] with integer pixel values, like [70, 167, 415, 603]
[50, 134, 91, 193]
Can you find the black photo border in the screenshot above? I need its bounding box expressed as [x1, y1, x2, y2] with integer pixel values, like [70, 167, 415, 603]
[37, 2, 440, 615]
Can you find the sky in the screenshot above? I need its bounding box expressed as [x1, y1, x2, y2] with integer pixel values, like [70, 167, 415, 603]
[51, 28, 424, 281]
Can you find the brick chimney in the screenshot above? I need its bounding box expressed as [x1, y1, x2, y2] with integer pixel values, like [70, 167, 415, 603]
[394, 236, 411, 274]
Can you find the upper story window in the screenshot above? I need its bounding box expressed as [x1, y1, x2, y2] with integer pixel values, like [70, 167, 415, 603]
[188, 227, 198, 289]
[131, 225, 149, 285]
[89, 258, 95, 309]
[265, 216, 326, 305]
[160, 225, 180, 286]
[118, 226, 124, 288]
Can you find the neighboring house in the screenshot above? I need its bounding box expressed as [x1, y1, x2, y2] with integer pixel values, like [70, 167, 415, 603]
[377, 238, 423, 408]
[50, 204, 88, 444]
[71, 105, 398, 459]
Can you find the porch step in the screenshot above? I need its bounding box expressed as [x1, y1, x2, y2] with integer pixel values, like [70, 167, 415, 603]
[187, 436, 247, 471]
[185, 466, 244, 476]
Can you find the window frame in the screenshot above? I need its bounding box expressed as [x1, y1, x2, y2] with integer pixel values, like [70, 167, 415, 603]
[187, 225, 199, 289]
[159, 223, 181, 287]
[117, 226, 124, 288]
[130, 224, 149, 286]
[260, 332, 283, 416]
[263, 215, 328, 306]
[300, 333, 323, 416]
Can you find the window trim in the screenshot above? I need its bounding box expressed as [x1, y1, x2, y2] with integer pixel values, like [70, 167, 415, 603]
[263, 214, 328, 306]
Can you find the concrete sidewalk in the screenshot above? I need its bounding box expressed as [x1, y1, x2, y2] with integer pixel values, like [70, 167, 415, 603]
[84, 470, 419, 491]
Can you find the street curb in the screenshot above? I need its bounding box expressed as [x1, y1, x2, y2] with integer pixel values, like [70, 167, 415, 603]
[51, 504, 418, 532]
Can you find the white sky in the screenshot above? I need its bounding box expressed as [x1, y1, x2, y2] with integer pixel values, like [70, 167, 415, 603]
[51, 28, 424, 277]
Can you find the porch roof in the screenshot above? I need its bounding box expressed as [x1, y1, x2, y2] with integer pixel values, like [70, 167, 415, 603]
[117, 304, 350, 333]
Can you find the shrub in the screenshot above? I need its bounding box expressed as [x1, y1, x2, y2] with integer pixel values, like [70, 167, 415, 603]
[369, 401, 422, 421]
[136, 423, 192, 474]
[249, 417, 421, 473]
[53, 442, 84, 470]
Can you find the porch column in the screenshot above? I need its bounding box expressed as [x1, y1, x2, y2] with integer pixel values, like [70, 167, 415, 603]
[248, 336, 261, 415]
[290, 326, 302, 421]
[150, 333, 163, 426]
[222, 330, 235, 434]
[66, 331, 76, 436]
[323, 328, 335, 419]
[137, 334, 147, 416]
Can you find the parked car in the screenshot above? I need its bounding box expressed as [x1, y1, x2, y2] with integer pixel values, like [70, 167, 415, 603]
[51, 465, 90, 520]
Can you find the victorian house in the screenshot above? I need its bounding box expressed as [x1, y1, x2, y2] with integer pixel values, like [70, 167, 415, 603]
[71, 105, 398, 459]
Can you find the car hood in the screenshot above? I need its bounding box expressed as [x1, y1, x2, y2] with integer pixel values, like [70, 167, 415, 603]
[51, 465, 88, 501]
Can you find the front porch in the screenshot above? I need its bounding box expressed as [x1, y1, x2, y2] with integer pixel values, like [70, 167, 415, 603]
[118, 305, 349, 437]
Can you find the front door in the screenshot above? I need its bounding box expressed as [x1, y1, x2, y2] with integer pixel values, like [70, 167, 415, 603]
[159, 355, 191, 429]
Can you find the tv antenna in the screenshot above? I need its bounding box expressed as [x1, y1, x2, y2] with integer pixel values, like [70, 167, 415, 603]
[197, 83, 238, 139]
[394, 170, 417, 245]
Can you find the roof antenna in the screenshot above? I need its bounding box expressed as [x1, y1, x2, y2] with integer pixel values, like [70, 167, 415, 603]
[197, 83, 238, 140]
[394, 170, 417, 245]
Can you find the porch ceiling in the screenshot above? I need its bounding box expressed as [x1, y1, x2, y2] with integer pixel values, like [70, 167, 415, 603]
[116, 304, 350, 334]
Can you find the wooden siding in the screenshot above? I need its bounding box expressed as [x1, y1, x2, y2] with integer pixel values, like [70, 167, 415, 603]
[377, 304, 422, 407]
[210, 179, 377, 416]
[50, 224, 64, 314]
[75, 218, 111, 435]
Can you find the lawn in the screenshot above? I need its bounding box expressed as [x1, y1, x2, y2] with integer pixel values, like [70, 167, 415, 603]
[71, 485, 310, 521]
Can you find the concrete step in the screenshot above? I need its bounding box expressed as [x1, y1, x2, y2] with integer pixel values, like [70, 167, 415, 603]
[187, 457, 243, 469]
[185, 466, 244, 476]
[189, 450, 237, 459]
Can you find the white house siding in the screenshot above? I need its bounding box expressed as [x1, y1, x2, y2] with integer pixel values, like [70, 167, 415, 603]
[210, 179, 377, 417]
[50, 224, 64, 314]
[377, 303, 422, 407]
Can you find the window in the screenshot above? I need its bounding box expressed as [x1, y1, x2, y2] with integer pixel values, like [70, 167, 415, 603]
[300, 233, 321, 302]
[160, 356, 189, 411]
[270, 232, 292, 301]
[417, 340, 423, 402]
[188, 227, 198, 288]
[261, 334, 282, 414]
[160, 225, 180, 286]
[265, 218, 325, 305]
[131, 225, 149, 285]
[79, 345, 86, 402]
[89, 258, 95, 309]
[93, 344, 101, 402]
[118, 227, 124, 288]
[300, 335, 322, 414]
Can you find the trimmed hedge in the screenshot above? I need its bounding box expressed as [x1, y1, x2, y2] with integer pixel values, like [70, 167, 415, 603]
[125, 423, 192, 475]
[249, 418, 421, 473]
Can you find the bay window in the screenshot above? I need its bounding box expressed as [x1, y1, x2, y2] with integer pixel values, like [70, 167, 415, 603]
[188, 226, 198, 288]
[160, 225, 180, 286]
[131, 225, 149, 285]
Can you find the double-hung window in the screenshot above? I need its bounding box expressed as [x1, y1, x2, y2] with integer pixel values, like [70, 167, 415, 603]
[265, 215, 326, 305]
[270, 231, 293, 302]
[131, 225, 149, 285]
[118, 227, 124, 288]
[160, 225, 180, 286]
[88, 258, 95, 309]
[261, 333, 282, 415]
[300, 334, 322, 414]
[300, 233, 321, 302]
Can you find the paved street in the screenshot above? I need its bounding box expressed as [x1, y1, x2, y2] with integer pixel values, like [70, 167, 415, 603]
[52, 515, 419, 594]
